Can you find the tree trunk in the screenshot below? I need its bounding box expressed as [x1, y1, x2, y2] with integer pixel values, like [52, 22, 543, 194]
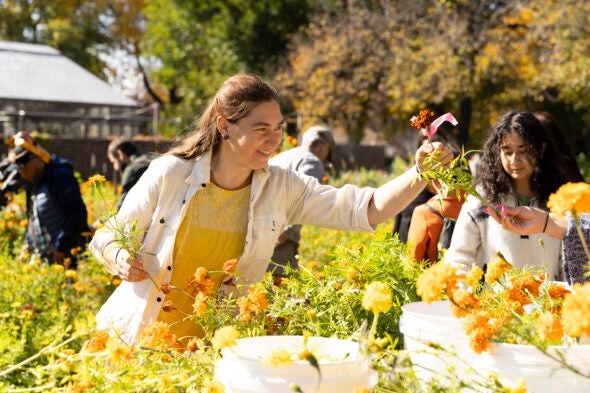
[458, 96, 472, 147]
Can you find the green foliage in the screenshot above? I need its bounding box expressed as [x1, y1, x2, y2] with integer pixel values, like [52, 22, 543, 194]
[577, 153, 590, 183]
[0, 166, 577, 392]
[327, 166, 391, 189]
[0, 255, 116, 388]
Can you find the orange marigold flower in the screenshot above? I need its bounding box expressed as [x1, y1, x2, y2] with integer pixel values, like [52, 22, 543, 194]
[138, 321, 182, 350]
[506, 287, 529, 307]
[562, 283, 590, 337]
[547, 182, 590, 216]
[223, 258, 238, 275]
[237, 298, 254, 322]
[463, 265, 484, 287]
[84, 330, 110, 353]
[186, 337, 200, 352]
[515, 274, 543, 297]
[247, 286, 268, 313]
[535, 311, 563, 344]
[462, 309, 491, 336]
[194, 267, 208, 282]
[416, 262, 462, 304]
[186, 267, 216, 296]
[468, 326, 493, 354]
[192, 292, 208, 317]
[352, 387, 371, 393]
[450, 289, 480, 318]
[485, 253, 513, 284]
[410, 109, 436, 130]
[160, 283, 171, 294]
[347, 270, 359, 281]
[161, 300, 174, 313]
[548, 283, 571, 299]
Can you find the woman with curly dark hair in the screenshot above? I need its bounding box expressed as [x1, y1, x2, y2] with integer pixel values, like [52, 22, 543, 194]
[444, 110, 568, 280]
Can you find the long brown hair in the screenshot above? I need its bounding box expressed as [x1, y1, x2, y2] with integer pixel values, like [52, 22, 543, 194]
[167, 74, 281, 159]
[477, 110, 566, 204]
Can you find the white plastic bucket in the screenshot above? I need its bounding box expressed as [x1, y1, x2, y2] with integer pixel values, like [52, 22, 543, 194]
[214, 335, 378, 393]
[399, 300, 476, 381]
[474, 343, 590, 392]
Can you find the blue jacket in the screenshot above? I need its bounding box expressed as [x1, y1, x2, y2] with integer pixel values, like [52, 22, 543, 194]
[25, 155, 89, 262]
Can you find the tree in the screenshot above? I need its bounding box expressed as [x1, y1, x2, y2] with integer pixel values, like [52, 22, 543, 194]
[276, 2, 396, 144]
[278, 0, 539, 147]
[0, 0, 116, 77]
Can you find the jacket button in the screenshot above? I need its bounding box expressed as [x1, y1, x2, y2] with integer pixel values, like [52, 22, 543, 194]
[156, 297, 162, 302]
[167, 265, 172, 271]
[182, 199, 186, 204]
[201, 183, 206, 187]
[159, 217, 165, 223]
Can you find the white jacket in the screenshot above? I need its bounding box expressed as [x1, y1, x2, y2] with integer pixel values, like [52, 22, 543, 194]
[444, 192, 562, 280]
[90, 151, 376, 343]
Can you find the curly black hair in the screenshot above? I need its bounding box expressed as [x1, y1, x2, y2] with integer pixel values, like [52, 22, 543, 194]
[477, 110, 567, 205]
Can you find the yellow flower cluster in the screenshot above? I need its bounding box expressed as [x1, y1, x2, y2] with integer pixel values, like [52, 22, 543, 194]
[137, 321, 182, 350]
[415, 255, 590, 353]
[211, 325, 239, 351]
[261, 347, 295, 367]
[547, 182, 590, 216]
[237, 285, 268, 322]
[561, 282, 590, 337]
[416, 262, 462, 304]
[362, 281, 392, 314]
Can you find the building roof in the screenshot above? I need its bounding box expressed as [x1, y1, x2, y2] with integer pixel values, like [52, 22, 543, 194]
[0, 41, 137, 107]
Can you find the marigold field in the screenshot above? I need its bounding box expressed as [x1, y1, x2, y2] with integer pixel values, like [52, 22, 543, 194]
[0, 163, 585, 393]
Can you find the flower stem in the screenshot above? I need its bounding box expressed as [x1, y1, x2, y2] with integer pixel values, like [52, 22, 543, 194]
[369, 311, 380, 340]
[573, 213, 590, 265]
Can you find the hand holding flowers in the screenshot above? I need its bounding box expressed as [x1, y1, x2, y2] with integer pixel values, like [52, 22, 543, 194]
[88, 175, 154, 285]
[410, 110, 505, 216]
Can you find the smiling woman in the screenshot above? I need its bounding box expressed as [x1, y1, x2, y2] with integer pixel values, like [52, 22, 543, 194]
[443, 110, 569, 280]
[88, 73, 452, 346]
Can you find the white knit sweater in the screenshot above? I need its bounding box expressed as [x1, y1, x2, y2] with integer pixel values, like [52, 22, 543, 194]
[444, 192, 563, 280]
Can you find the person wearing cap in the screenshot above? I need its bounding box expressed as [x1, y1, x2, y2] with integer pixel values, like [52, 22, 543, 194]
[107, 137, 155, 210]
[8, 131, 89, 268]
[266, 125, 336, 276]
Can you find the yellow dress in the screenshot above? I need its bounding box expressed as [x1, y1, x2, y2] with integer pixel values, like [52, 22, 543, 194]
[156, 182, 250, 343]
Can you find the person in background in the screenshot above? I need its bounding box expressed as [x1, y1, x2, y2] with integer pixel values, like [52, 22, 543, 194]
[444, 111, 568, 280]
[407, 143, 465, 264]
[8, 131, 89, 268]
[487, 205, 590, 285]
[107, 137, 155, 210]
[392, 127, 457, 242]
[533, 111, 585, 183]
[89, 73, 453, 345]
[266, 125, 335, 277]
[391, 185, 435, 243]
